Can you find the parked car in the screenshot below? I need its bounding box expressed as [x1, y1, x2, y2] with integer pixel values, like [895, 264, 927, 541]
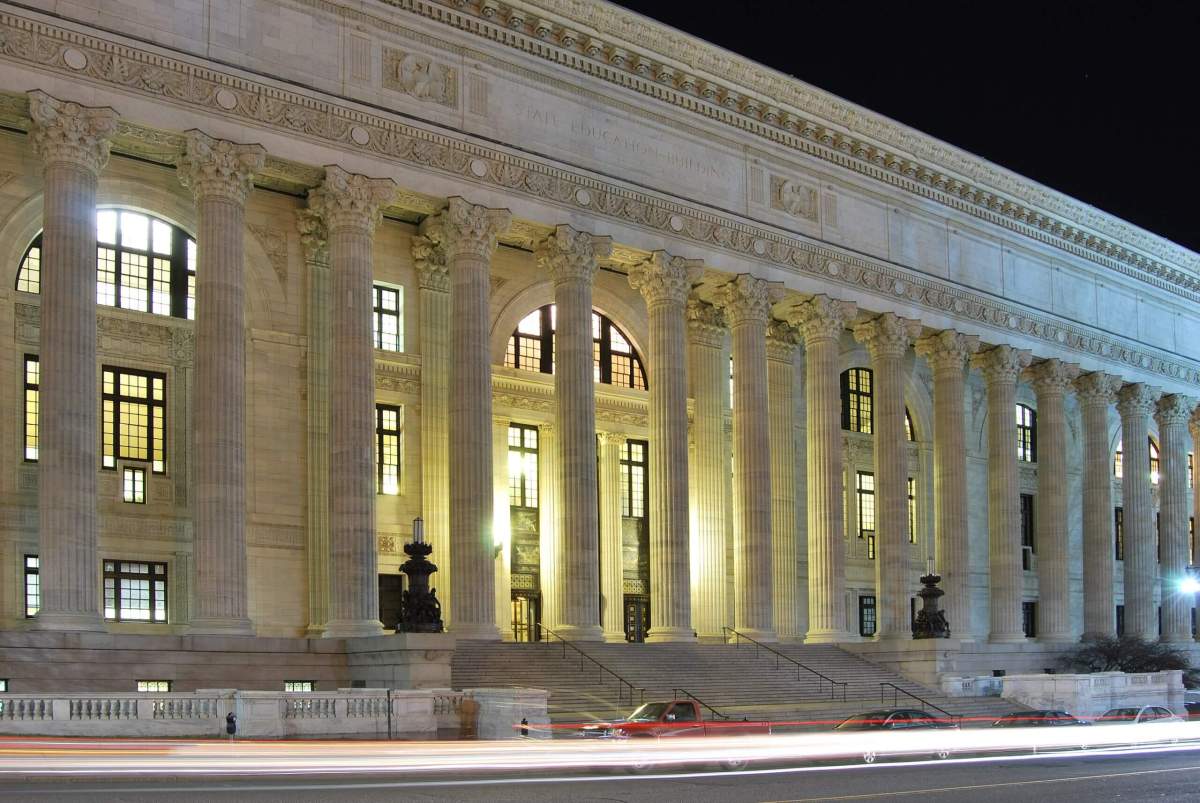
[833, 709, 958, 763]
[1095, 706, 1184, 725]
[991, 710, 1090, 728]
[989, 709, 1092, 753]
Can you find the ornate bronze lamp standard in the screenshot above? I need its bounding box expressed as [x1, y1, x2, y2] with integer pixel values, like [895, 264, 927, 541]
[397, 517, 444, 633]
[912, 559, 951, 639]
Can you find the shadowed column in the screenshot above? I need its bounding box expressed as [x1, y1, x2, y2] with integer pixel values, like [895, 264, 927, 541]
[1074, 371, 1122, 639]
[1156, 394, 1195, 642]
[1117, 383, 1161, 641]
[767, 321, 802, 642]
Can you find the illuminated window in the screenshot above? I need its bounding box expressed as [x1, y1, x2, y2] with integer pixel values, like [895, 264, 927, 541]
[137, 680, 171, 693]
[621, 440, 648, 519]
[24, 555, 39, 618]
[503, 304, 647, 390]
[17, 210, 196, 319]
[1016, 404, 1037, 462]
[284, 681, 314, 692]
[376, 404, 401, 495]
[841, 368, 873, 433]
[907, 477, 917, 544]
[1113, 438, 1160, 484]
[373, 284, 403, 352]
[122, 467, 146, 504]
[103, 560, 167, 622]
[856, 471, 875, 544]
[507, 424, 539, 509]
[1115, 507, 1124, 561]
[1150, 439, 1160, 485]
[23, 355, 38, 461]
[904, 408, 915, 442]
[102, 367, 166, 473]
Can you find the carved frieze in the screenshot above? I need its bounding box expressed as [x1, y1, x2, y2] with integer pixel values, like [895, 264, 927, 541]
[249, 224, 290, 293]
[770, 175, 818, 222]
[382, 47, 457, 107]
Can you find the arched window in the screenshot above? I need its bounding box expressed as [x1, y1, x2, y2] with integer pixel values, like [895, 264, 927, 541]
[1114, 437, 1161, 485]
[841, 368, 873, 433]
[16, 209, 196, 320]
[904, 408, 915, 442]
[503, 304, 646, 390]
[1016, 404, 1036, 462]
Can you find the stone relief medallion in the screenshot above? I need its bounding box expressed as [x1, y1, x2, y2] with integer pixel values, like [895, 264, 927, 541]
[382, 47, 458, 108]
[770, 175, 819, 222]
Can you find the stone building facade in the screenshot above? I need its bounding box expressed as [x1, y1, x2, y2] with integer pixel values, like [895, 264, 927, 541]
[0, 0, 1198, 683]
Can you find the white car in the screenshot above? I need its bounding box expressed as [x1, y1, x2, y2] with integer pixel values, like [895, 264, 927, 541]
[1095, 705, 1184, 725]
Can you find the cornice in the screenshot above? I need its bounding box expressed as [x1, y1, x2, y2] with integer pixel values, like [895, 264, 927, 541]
[0, 9, 1198, 389]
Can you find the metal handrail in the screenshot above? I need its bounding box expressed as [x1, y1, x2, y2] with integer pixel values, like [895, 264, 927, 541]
[879, 682, 959, 721]
[671, 688, 729, 720]
[537, 624, 645, 706]
[722, 627, 848, 701]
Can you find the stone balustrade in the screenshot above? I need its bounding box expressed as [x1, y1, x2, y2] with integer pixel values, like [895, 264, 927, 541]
[1001, 670, 1186, 718]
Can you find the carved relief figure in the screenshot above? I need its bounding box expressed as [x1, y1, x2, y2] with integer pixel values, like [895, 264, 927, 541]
[771, 175, 818, 221]
[383, 48, 457, 107]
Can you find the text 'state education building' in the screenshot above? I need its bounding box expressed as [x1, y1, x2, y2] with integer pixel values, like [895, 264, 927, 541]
[0, 0, 1198, 689]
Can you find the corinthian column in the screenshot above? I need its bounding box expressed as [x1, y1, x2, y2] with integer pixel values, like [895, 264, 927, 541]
[1074, 371, 1121, 638]
[687, 300, 730, 641]
[443, 198, 510, 641]
[786, 295, 856, 643]
[854, 314, 921, 639]
[598, 431, 627, 642]
[971, 344, 1032, 643]
[27, 92, 118, 631]
[915, 330, 978, 640]
[767, 322, 802, 641]
[1026, 359, 1080, 643]
[177, 131, 265, 635]
[630, 252, 698, 643]
[535, 225, 611, 642]
[1156, 394, 1195, 642]
[716, 275, 776, 641]
[1117, 383, 1161, 640]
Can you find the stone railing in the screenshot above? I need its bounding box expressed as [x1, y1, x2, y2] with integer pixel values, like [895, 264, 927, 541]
[939, 675, 1004, 697]
[1001, 670, 1186, 718]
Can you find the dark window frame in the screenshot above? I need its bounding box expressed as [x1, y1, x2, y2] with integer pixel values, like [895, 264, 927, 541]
[1115, 507, 1124, 561]
[507, 423, 540, 509]
[102, 366, 167, 474]
[621, 439, 648, 519]
[102, 559, 168, 623]
[503, 304, 647, 390]
[841, 367, 873, 433]
[856, 470, 875, 540]
[1022, 601, 1037, 638]
[122, 466, 146, 504]
[376, 403, 401, 495]
[23, 554, 39, 619]
[859, 595, 877, 637]
[372, 284, 402, 352]
[23, 354, 38, 462]
[907, 476, 917, 544]
[1016, 403, 1037, 463]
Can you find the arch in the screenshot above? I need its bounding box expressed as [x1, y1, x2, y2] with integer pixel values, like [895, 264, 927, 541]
[498, 301, 647, 390]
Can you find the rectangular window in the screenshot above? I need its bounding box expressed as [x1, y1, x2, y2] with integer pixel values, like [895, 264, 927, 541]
[907, 477, 917, 544]
[1116, 604, 1125, 637]
[1114, 507, 1124, 561]
[858, 595, 877, 637]
[122, 466, 146, 504]
[1020, 494, 1035, 552]
[372, 284, 403, 352]
[621, 440, 648, 519]
[866, 531, 876, 561]
[17, 244, 39, 293]
[102, 367, 166, 473]
[23, 355, 38, 461]
[507, 424, 539, 509]
[1016, 405, 1037, 462]
[1190, 453, 1194, 490]
[1190, 518, 1195, 564]
[24, 555, 39, 618]
[0, 680, 7, 693]
[1022, 601, 1037, 638]
[856, 471, 875, 537]
[284, 681, 314, 692]
[137, 680, 171, 693]
[376, 404, 401, 495]
[842, 368, 873, 434]
[103, 560, 167, 622]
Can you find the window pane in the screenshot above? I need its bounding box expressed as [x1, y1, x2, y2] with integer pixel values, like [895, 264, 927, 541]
[120, 211, 149, 250]
[17, 245, 40, 293]
[97, 247, 117, 306]
[96, 210, 118, 244]
[518, 310, 542, 335]
[151, 219, 173, 255]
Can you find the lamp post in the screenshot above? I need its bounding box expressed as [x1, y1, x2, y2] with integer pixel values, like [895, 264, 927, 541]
[912, 564, 951, 639]
[397, 517, 444, 633]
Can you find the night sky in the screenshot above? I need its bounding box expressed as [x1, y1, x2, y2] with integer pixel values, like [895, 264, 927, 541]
[614, 0, 1200, 254]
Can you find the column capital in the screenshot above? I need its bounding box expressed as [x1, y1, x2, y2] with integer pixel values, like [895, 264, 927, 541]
[535, 224, 612, 286]
[1073, 371, 1122, 407]
[686, 299, 726, 347]
[714, 274, 771, 328]
[596, 430, 627, 447]
[970, 344, 1031, 385]
[413, 214, 449, 292]
[1190, 407, 1200, 439]
[852, 312, 921, 360]
[442, 197, 511, 260]
[785, 294, 856, 345]
[1025, 358, 1081, 397]
[295, 208, 328, 264]
[307, 165, 395, 233]
[1116, 382, 1161, 418]
[766, 320, 801, 362]
[629, 251, 700, 308]
[1154, 394, 1196, 428]
[914, 329, 979, 373]
[176, 130, 265, 204]
[27, 91, 118, 174]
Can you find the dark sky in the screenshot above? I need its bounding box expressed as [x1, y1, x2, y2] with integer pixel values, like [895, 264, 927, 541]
[614, 0, 1200, 254]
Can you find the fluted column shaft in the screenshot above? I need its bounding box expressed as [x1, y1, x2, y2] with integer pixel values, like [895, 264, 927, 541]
[598, 432, 627, 642]
[538, 423, 560, 631]
[767, 324, 801, 641]
[493, 418, 512, 639]
[855, 314, 920, 639]
[1028, 360, 1079, 642]
[1118, 383, 1161, 640]
[788, 295, 855, 643]
[972, 345, 1032, 642]
[1156, 395, 1195, 642]
[29, 92, 118, 631]
[177, 131, 265, 634]
[1075, 372, 1121, 638]
[687, 301, 730, 640]
[445, 198, 510, 640]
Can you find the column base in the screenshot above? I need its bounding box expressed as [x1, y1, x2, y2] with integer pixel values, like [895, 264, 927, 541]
[734, 627, 777, 644]
[552, 624, 604, 642]
[449, 621, 502, 641]
[322, 619, 386, 639]
[646, 626, 697, 644]
[872, 632, 913, 643]
[304, 623, 328, 638]
[805, 628, 850, 644]
[988, 632, 1027, 644]
[188, 617, 255, 636]
[603, 632, 627, 644]
[32, 611, 106, 633]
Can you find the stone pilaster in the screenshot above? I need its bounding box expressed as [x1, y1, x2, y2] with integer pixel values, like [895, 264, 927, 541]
[28, 91, 118, 632]
[1074, 371, 1122, 638]
[493, 417, 512, 640]
[598, 431, 627, 642]
[1026, 359, 1080, 643]
[629, 251, 698, 643]
[176, 130, 265, 635]
[854, 314, 921, 639]
[915, 330, 978, 640]
[716, 275, 776, 642]
[1192, 410, 1200, 570]
[971, 344, 1032, 643]
[1117, 383, 1161, 640]
[443, 197, 510, 641]
[1156, 394, 1195, 642]
[535, 225, 611, 642]
[786, 294, 856, 643]
[538, 422, 560, 632]
[767, 321, 802, 641]
[687, 300, 730, 641]
[308, 166, 395, 638]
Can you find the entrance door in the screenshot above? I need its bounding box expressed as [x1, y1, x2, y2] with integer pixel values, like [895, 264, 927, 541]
[858, 595, 876, 637]
[623, 594, 650, 643]
[511, 592, 541, 642]
[378, 574, 404, 631]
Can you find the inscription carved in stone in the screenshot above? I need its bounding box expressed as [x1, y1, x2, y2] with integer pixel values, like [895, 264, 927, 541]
[382, 48, 456, 107]
[770, 175, 818, 222]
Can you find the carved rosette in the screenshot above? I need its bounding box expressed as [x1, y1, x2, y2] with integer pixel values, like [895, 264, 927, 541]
[765, 320, 800, 362]
[535, 224, 612, 286]
[714, 274, 771, 329]
[853, 312, 921, 360]
[295, 207, 328, 264]
[1025, 358, 1081, 398]
[970, 344, 1032, 385]
[1073, 371, 1122, 408]
[686, 299, 726, 348]
[307, 165, 394, 233]
[176, 130, 265, 204]
[785, 294, 855, 346]
[1116, 383, 1161, 418]
[914, 329, 979, 374]
[413, 214, 449, 292]
[442, 196, 511, 261]
[1154, 394, 1196, 429]
[27, 90, 119, 174]
[628, 251, 699, 309]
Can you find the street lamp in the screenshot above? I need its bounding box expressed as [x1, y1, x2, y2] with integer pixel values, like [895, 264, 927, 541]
[396, 516, 444, 633]
[1181, 566, 1200, 595]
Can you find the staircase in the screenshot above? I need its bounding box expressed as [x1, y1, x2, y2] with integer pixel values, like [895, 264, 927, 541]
[452, 639, 1019, 728]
